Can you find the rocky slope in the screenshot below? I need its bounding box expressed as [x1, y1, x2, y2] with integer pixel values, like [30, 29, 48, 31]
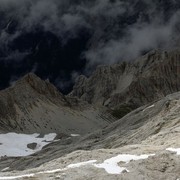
[70, 49, 180, 109]
[0, 49, 179, 179]
[0, 91, 179, 179]
[0, 73, 115, 134]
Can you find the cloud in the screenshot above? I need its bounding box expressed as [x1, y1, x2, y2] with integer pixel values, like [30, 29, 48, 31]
[84, 3, 180, 67]
[0, 0, 180, 68]
[54, 71, 80, 92]
[3, 50, 30, 62]
[85, 14, 180, 66]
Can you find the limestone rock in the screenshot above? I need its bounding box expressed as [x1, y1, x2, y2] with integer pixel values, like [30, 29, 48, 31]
[0, 73, 115, 134]
[70, 49, 180, 109]
[0, 91, 179, 179]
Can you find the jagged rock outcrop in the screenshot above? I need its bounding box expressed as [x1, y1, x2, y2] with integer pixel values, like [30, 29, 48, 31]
[70, 49, 180, 109]
[0, 73, 115, 134]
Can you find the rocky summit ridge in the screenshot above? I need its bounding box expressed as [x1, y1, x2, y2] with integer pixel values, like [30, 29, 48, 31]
[70, 49, 180, 110]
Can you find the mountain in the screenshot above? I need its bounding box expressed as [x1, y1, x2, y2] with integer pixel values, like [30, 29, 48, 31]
[0, 91, 179, 179]
[0, 73, 115, 134]
[0, 47, 179, 179]
[70, 49, 180, 110]
[0, 0, 180, 93]
[0, 1, 179, 179]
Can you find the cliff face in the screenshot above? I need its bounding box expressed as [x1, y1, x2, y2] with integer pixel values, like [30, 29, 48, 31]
[70, 49, 180, 109]
[0, 73, 115, 134]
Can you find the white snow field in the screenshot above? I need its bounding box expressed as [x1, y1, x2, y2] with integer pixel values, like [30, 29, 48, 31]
[94, 154, 155, 174]
[166, 148, 180, 155]
[0, 133, 56, 157]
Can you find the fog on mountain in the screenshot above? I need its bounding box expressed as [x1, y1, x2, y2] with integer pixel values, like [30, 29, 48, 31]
[0, 0, 180, 92]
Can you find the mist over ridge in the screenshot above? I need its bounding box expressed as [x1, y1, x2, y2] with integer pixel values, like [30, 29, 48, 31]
[0, 0, 180, 92]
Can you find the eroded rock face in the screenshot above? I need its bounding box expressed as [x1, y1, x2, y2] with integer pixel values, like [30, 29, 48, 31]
[22, 73, 63, 99]
[70, 49, 180, 109]
[0, 47, 179, 179]
[0, 73, 115, 134]
[0, 91, 179, 179]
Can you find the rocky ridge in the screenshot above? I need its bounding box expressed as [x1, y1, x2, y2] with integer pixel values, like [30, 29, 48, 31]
[70, 49, 180, 109]
[0, 91, 179, 179]
[0, 49, 179, 179]
[0, 73, 115, 134]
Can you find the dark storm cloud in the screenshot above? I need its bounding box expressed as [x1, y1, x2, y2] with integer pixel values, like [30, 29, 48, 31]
[0, 0, 89, 38]
[0, 0, 180, 66]
[85, 11, 180, 66]
[82, 0, 180, 66]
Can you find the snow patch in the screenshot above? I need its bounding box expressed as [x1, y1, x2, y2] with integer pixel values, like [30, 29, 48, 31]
[1, 167, 10, 172]
[0, 161, 97, 179]
[71, 134, 80, 137]
[0, 153, 155, 179]
[0, 174, 35, 180]
[0, 133, 56, 157]
[67, 160, 97, 168]
[143, 104, 155, 112]
[94, 154, 155, 174]
[166, 148, 180, 155]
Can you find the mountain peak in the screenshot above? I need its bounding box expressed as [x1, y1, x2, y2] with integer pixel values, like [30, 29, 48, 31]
[23, 73, 40, 82]
[14, 73, 62, 98]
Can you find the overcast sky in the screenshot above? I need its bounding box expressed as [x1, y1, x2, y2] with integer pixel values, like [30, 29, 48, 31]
[1, 0, 180, 58]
